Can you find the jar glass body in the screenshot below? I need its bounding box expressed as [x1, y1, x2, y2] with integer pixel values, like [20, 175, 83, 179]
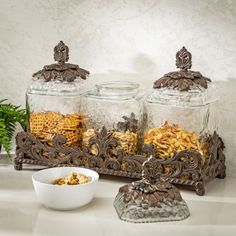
[81, 82, 144, 154]
[26, 78, 86, 147]
[144, 85, 218, 161]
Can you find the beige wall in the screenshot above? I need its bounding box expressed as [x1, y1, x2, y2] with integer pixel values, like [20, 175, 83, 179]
[0, 0, 236, 175]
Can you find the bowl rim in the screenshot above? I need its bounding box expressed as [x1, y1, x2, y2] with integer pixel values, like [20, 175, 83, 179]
[32, 167, 99, 187]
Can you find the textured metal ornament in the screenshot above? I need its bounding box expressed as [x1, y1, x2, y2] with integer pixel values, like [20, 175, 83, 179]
[14, 129, 226, 196]
[32, 41, 89, 82]
[54, 41, 69, 64]
[117, 112, 138, 133]
[154, 47, 211, 91]
[176, 46, 192, 70]
[113, 156, 190, 223]
[14, 127, 145, 178]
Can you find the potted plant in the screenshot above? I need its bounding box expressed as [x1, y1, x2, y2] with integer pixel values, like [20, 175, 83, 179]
[0, 99, 26, 157]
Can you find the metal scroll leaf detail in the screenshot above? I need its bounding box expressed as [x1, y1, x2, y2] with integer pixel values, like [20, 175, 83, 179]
[122, 155, 145, 174]
[153, 46, 211, 91]
[15, 129, 226, 196]
[15, 132, 85, 167]
[203, 131, 226, 179]
[142, 144, 203, 181]
[117, 112, 138, 133]
[85, 127, 144, 172]
[14, 127, 143, 174]
[142, 155, 163, 182]
[54, 41, 69, 64]
[32, 41, 90, 82]
[86, 127, 119, 169]
[176, 46, 192, 71]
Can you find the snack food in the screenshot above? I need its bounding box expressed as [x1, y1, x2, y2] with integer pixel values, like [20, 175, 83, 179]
[82, 129, 98, 155]
[29, 111, 84, 147]
[82, 129, 137, 155]
[144, 121, 206, 160]
[53, 172, 89, 185]
[112, 130, 137, 154]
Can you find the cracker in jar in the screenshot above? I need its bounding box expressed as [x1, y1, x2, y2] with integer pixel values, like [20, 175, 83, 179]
[29, 111, 84, 147]
[43, 111, 63, 131]
[82, 129, 96, 146]
[112, 130, 138, 154]
[29, 112, 45, 134]
[58, 117, 78, 130]
[61, 130, 80, 145]
[82, 129, 98, 155]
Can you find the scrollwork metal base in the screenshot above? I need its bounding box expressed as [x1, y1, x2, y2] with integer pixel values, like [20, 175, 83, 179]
[14, 128, 226, 196]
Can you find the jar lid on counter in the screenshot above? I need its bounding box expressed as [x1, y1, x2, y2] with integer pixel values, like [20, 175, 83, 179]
[114, 155, 190, 223]
[28, 41, 90, 96]
[149, 47, 217, 107]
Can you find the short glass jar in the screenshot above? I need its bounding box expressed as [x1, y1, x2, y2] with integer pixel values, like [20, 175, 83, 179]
[144, 47, 218, 165]
[26, 41, 90, 148]
[81, 81, 144, 155]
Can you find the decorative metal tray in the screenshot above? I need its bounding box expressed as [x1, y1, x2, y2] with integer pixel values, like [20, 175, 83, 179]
[14, 127, 226, 196]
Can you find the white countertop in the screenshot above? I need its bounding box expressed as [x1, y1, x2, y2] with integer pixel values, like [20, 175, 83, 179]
[0, 158, 236, 236]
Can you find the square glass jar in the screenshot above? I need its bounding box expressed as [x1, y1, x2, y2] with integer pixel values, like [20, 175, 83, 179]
[81, 81, 144, 155]
[26, 41, 90, 148]
[143, 47, 219, 175]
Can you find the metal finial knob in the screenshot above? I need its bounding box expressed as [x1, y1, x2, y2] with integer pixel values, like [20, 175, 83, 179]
[54, 41, 69, 64]
[176, 46, 192, 71]
[142, 155, 163, 182]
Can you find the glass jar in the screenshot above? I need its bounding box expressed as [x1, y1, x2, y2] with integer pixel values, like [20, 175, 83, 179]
[81, 81, 144, 155]
[27, 41, 90, 147]
[144, 47, 218, 163]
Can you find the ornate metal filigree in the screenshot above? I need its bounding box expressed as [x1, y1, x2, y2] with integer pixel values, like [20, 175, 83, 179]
[117, 112, 138, 133]
[15, 132, 86, 168]
[142, 155, 163, 181]
[14, 129, 226, 196]
[32, 41, 89, 82]
[54, 41, 69, 64]
[14, 127, 144, 178]
[176, 46, 192, 71]
[153, 47, 211, 91]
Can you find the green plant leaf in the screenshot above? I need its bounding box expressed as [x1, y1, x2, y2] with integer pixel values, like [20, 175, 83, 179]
[0, 100, 27, 158]
[0, 119, 11, 157]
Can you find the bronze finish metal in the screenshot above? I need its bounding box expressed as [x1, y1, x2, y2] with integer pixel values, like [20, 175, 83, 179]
[14, 128, 226, 196]
[33, 41, 89, 82]
[114, 156, 190, 223]
[154, 47, 211, 91]
[176, 46, 192, 70]
[119, 156, 183, 208]
[117, 112, 138, 133]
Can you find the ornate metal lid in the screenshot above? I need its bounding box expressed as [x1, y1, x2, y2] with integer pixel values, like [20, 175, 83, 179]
[114, 156, 190, 223]
[154, 47, 211, 91]
[33, 41, 89, 82]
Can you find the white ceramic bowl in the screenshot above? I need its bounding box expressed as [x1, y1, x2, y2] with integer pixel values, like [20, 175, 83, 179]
[32, 167, 99, 210]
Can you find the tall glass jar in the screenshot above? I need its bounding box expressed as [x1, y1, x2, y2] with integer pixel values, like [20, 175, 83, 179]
[81, 81, 144, 155]
[144, 47, 218, 164]
[27, 41, 90, 147]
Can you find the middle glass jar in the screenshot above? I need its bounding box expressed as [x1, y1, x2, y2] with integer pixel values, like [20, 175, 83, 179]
[80, 81, 144, 155]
